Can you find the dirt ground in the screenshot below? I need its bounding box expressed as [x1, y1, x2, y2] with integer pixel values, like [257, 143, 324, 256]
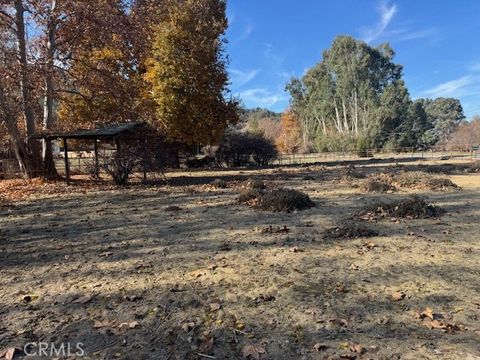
[1, 159, 479, 360]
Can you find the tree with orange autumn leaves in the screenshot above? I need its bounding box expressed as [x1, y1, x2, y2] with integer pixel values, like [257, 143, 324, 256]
[276, 110, 301, 154]
[0, 0, 237, 178]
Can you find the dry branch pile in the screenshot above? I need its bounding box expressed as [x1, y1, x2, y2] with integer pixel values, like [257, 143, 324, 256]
[357, 196, 445, 220]
[323, 222, 379, 240]
[238, 187, 315, 212]
[362, 171, 459, 192]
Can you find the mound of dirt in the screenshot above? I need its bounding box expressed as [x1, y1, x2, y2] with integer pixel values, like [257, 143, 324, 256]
[360, 178, 396, 193]
[238, 188, 264, 204]
[211, 178, 228, 188]
[422, 162, 480, 175]
[424, 178, 459, 190]
[238, 187, 315, 212]
[343, 164, 366, 179]
[324, 223, 379, 240]
[394, 171, 459, 190]
[365, 171, 459, 191]
[358, 196, 445, 220]
[245, 179, 266, 190]
[258, 188, 315, 212]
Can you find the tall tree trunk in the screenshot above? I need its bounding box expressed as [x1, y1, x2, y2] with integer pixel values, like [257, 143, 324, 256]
[334, 98, 343, 134]
[14, 0, 42, 177]
[341, 98, 349, 134]
[0, 79, 33, 179]
[42, 0, 58, 178]
[354, 90, 358, 136]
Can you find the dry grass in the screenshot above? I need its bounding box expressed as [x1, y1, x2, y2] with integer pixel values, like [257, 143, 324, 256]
[1, 160, 479, 359]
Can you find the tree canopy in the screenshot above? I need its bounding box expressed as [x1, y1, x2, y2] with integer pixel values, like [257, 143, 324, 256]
[0, 0, 237, 178]
[286, 35, 465, 152]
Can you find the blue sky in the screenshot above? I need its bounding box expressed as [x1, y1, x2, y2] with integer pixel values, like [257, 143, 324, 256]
[226, 0, 480, 119]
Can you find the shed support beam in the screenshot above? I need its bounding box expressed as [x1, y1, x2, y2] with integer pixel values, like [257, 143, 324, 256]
[63, 137, 70, 183]
[93, 139, 99, 179]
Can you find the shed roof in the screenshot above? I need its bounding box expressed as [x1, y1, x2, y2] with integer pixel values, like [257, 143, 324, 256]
[34, 122, 146, 141]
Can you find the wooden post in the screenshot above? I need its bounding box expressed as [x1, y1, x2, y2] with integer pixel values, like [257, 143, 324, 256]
[142, 140, 147, 182]
[93, 139, 99, 179]
[63, 137, 70, 183]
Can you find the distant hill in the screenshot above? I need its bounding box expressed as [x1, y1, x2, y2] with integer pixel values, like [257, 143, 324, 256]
[239, 108, 282, 141]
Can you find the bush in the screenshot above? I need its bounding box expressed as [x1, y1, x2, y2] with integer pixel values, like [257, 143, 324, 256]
[216, 131, 278, 167]
[105, 148, 140, 185]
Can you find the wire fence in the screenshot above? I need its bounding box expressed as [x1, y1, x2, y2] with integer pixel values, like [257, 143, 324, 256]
[1, 145, 479, 180]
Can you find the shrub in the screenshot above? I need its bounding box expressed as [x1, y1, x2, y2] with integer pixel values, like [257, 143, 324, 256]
[216, 131, 278, 167]
[104, 148, 140, 185]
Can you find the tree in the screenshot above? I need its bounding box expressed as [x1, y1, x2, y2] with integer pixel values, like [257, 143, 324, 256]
[418, 97, 465, 145]
[276, 110, 301, 153]
[145, 0, 238, 145]
[287, 36, 403, 150]
[56, 0, 152, 129]
[447, 116, 480, 148]
[0, 1, 40, 177]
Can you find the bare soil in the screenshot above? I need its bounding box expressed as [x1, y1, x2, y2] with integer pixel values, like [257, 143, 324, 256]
[1, 159, 479, 360]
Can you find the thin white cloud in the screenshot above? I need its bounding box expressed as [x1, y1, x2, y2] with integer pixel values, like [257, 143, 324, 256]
[278, 70, 294, 80]
[230, 68, 260, 87]
[423, 76, 473, 98]
[243, 24, 254, 37]
[238, 88, 288, 108]
[470, 62, 480, 72]
[361, 1, 398, 43]
[360, 2, 436, 44]
[389, 28, 437, 42]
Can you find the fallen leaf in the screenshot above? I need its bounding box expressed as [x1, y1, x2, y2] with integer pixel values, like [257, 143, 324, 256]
[123, 295, 142, 302]
[198, 336, 214, 353]
[93, 320, 116, 329]
[420, 307, 434, 320]
[73, 295, 93, 304]
[363, 241, 376, 250]
[182, 322, 195, 332]
[424, 320, 446, 330]
[118, 321, 140, 330]
[391, 291, 406, 301]
[3, 348, 15, 360]
[190, 270, 205, 278]
[0, 348, 16, 360]
[209, 303, 221, 312]
[350, 343, 366, 354]
[313, 343, 328, 351]
[242, 343, 266, 359]
[329, 318, 349, 328]
[349, 264, 359, 271]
